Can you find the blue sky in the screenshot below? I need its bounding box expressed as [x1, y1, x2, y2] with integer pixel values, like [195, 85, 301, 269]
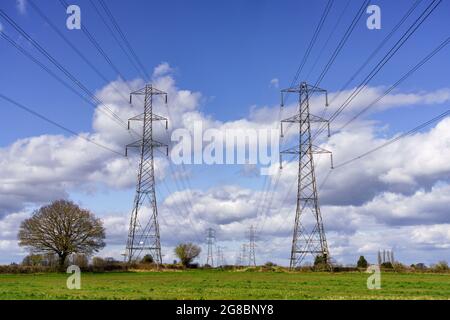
[2, 0, 449, 140]
[1, 0, 450, 266]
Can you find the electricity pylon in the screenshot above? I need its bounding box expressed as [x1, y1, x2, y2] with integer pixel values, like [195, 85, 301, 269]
[248, 225, 257, 266]
[206, 228, 216, 267]
[125, 84, 168, 265]
[280, 81, 333, 269]
[235, 251, 241, 266]
[240, 244, 248, 267]
[216, 246, 225, 267]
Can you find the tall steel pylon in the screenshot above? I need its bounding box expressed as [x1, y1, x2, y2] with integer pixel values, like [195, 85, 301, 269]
[125, 84, 168, 265]
[280, 81, 333, 269]
[206, 228, 216, 267]
[248, 225, 257, 266]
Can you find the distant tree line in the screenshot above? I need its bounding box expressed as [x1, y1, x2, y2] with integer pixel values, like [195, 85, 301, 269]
[1, 199, 449, 274]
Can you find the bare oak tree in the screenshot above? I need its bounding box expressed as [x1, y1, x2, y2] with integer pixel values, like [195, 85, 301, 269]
[18, 200, 106, 270]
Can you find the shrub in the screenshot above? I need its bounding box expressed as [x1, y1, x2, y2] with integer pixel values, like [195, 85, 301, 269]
[314, 255, 330, 271]
[0, 264, 52, 274]
[411, 263, 427, 271]
[91, 257, 106, 272]
[70, 254, 89, 270]
[141, 254, 154, 264]
[381, 262, 393, 269]
[432, 261, 449, 272]
[357, 256, 368, 268]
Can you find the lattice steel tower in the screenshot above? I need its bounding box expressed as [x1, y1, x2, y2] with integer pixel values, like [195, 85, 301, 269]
[248, 225, 257, 266]
[240, 244, 248, 267]
[216, 246, 225, 267]
[206, 228, 216, 267]
[280, 82, 333, 269]
[125, 84, 168, 264]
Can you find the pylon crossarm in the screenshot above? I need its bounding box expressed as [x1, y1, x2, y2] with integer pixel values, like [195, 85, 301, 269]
[130, 87, 167, 104]
[280, 144, 331, 155]
[280, 145, 300, 155]
[281, 83, 328, 94]
[309, 114, 329, 123]
[128, 113, 168, 123]
[281, 114, 301, 123]
[126, 139, 167, 149]
[311, 145, 333, 169]
[310, 145, 331, 154]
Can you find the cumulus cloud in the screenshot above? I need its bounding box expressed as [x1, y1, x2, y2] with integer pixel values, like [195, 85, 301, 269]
[152, 62, 173, 77]
[0, 66, 203, 216]
[269, 78, 279, 88]
[315, 117, 450, 206]
[1, 63, 450, 265]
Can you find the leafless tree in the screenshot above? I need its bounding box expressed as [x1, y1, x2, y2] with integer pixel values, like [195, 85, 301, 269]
[18, 200, 105, 270]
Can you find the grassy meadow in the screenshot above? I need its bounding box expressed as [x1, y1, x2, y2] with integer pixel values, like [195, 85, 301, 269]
[0, 270, 449, 300]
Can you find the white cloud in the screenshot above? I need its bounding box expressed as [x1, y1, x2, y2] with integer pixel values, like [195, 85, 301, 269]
[0, 66, 203, 216]
[268, 86, 450, 132]
[314, 117, 450, 207]
[269, 78, 279, 88]
[360, 183, 450, 225]
[152, 62, 173, 77]
[1, 63, 450, 265]
[410, 224, 450, 249]
[0, 211, 27, 239]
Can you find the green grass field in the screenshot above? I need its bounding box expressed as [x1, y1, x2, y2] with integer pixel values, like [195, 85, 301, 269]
[0, 270, 449, 300]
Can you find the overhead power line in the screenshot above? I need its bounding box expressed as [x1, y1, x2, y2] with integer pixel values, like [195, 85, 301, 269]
[334, 108, 450, 169]
[327, 0, 424, 106]
[86, 0, 199, 219]
[289, 0, 334, 89]
[97, 0, 150, 80]
[0, 31, 96, 108]
[339, 36, 450, 131]
[0, 9, 136, 137]
[305, 0, 351, 81]
[0, 93, 124, 156]
[88, 0, 147, 80]
[329, 0, 442, 124]
[28, 0, 131, 105]
[313, 0, 443, 142]
[255, 0, 367, 234]
[316, 0, 423, 124]
[313, 0, 370, 88]
[57, 0, 129, 82]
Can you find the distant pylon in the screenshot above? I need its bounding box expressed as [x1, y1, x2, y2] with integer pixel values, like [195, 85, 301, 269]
[125, 84, 168, 265]
[248, 225, 257, 266]
[280, 82, 333, 269]
[206, 228, 216, 267]
[235, 250, 241, 266]
[241, 244, 248, 267]
[216, 246, 225, 267]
